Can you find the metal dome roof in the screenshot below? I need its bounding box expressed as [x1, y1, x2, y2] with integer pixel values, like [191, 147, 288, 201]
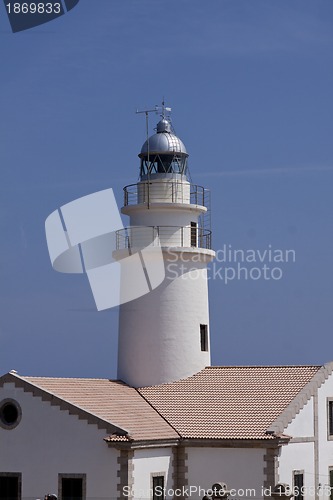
[140, 119, 188, 156]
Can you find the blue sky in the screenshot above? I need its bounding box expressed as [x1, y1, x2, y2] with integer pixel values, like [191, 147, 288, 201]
[0, 0, 332, 378]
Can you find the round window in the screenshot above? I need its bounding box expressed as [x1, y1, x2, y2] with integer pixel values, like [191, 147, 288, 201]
[0, 399, 22, 429]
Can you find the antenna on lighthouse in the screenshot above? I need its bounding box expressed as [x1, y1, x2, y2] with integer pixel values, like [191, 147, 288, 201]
[135, 106, 157, 208]
[136, 106, 157, 137]
[136, 100, 172, 139]
[136, 106, 156, 165]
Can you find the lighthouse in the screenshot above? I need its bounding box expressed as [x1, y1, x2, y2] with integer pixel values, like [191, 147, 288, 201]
[117, 107, 215, 387]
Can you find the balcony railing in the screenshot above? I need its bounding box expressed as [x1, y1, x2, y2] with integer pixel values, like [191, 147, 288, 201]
[116, 226, 212, 251]
[123, 181, 210, 209]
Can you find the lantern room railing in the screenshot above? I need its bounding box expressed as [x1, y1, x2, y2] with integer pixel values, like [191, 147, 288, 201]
[123, 181, 210, 209]
[116, 226, 212, 251]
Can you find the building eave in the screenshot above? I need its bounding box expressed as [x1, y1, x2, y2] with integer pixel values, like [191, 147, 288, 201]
[104, 435, 291, 450]
[105, 437, 180, 450]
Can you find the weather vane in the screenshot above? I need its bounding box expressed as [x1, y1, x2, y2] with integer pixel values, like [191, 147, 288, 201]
[136, 99, 172, 120]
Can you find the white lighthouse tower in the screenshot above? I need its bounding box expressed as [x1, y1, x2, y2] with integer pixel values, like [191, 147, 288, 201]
[117, 107, 215, 387]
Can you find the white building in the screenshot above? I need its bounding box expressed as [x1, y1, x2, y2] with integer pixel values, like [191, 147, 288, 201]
[1, 112, 333, 500]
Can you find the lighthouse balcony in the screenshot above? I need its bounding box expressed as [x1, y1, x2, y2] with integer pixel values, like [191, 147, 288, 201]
[123, 181, 210, 209]
[115, 225, 212, 251]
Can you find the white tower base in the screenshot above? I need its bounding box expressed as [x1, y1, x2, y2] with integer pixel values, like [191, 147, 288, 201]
[118, 248, 214, 387]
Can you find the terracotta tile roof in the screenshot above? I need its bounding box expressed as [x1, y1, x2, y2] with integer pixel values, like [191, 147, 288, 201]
[5, 364, 325, 443]
[138, 365, 321, 440]
[20, 376, 178, 442]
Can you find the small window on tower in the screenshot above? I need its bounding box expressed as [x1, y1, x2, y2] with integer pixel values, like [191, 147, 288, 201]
[200, 324, 208, 352]
[191, 222, 197, 247]
[328, 399, 333, 438]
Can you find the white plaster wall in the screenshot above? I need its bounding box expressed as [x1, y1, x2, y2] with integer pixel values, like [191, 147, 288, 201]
[284, 397, 314, 437]
[279, 372, 333, 500]
[127, 224, 198, 249]
[131, 447, 173, 500]
[278, 396, 315, 500]
[0, 382, 118, 500]
[129, 207, 203, 229]
[317, 372, 333, 500]
[137, 180, 191, 205]
[118, 258, 211, 387]
[279, 442, 314, 498]
[186, 447, 266, 500]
